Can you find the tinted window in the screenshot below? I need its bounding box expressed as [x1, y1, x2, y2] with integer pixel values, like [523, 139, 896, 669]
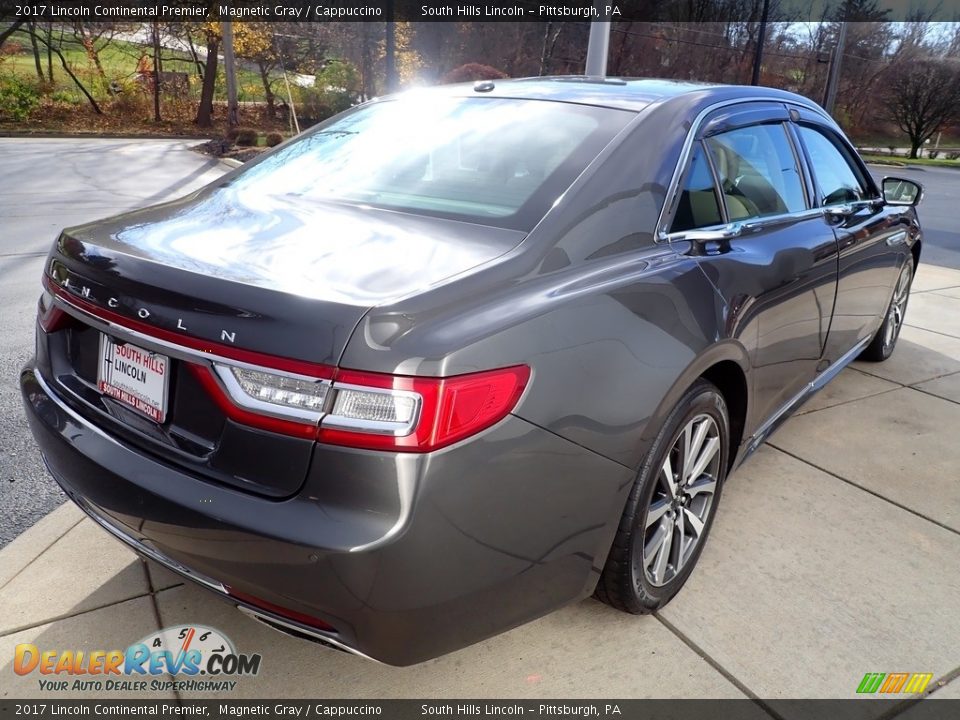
[705, 123, 806, 221]
[228, 97, 633, 231]
[797, 125, 869, 206]
[671, 144, 723, 232]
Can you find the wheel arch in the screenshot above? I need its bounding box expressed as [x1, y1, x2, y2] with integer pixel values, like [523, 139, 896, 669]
[700, 360, 748, 473]
[640, 341, 751, 474]
[911, 237, 922, 273]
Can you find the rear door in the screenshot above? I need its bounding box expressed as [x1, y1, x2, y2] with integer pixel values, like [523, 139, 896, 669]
[790, 111, 908, 362]
[665, 102, 839, 427]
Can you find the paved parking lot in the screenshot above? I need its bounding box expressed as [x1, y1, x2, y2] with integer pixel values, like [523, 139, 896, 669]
[0, 138, 227, 544]
[1, 139, 959, 708]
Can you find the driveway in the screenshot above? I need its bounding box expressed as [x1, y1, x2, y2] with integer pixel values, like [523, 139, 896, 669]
[0, 138, 228, 545]
[867, 164, 960, 269]
[1, 139, 959, 707]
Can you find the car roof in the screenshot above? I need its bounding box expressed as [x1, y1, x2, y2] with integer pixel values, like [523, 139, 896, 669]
[420, 75, 819, 113]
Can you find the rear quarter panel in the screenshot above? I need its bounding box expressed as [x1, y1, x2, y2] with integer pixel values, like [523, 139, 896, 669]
[339, 95, 747, 471]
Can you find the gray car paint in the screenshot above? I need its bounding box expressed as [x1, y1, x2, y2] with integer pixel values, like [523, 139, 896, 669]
[21, 78, 921, 665]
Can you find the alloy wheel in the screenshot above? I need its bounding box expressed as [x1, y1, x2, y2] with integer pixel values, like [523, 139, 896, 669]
[641, 413, 721, 587]
[883, 264, 912, 350]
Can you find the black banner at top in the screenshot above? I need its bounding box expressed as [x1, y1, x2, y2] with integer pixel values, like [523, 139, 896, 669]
[1, 0, 959, 23]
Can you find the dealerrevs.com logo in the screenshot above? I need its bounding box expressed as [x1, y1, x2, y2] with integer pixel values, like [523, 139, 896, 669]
[14, 625, 262, 693]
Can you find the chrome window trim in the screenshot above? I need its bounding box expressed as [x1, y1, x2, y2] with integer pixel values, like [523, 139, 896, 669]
[655, 97, 835, 243]
[661, 207, 827, 244]
[793, 120, 881, 202]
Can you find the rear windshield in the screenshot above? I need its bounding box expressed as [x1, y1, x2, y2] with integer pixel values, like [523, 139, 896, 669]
[228, 96, 634, 231]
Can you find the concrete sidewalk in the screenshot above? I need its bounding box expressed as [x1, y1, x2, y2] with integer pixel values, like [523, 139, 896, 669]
[2, 264, 960, 712]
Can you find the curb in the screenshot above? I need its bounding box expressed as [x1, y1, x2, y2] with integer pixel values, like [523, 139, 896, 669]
[0, 131, 219, 141]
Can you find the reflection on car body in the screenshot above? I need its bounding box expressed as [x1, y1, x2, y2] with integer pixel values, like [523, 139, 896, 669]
[22, 76, 922, 665]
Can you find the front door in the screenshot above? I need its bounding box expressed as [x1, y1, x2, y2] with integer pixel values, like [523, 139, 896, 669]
[666, 104, 840, 428]
[791, 118, 908, 362]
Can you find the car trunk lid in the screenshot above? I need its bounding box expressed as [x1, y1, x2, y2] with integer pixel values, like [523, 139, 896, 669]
[42, 187, 525, 497]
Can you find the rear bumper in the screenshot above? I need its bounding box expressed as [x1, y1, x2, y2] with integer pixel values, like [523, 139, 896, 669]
[21, 364, 634, 665]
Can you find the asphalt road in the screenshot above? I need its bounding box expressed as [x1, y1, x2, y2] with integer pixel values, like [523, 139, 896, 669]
[0, 138, 227, 547]
[1, 140, 958, 547]
[867, 164, 960, 269]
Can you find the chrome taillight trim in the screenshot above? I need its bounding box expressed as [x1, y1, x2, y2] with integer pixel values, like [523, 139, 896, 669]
[51, 293, 425, 438]
[320, 381, 423, 437]
[212, 363, 330, 424]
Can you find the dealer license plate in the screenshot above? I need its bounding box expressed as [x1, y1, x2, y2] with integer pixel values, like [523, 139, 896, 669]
[97, 334, 170, 423]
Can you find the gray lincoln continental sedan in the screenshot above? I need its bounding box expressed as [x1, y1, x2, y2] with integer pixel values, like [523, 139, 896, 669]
[22, 77, 923, 665]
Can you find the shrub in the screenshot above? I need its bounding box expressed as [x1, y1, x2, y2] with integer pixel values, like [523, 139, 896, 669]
[0, 74, 40, 122]
[0, 40, 24, 56]
[234, 127, 258, 146]
[295, 59, 361, 127]
[105, 79, 150, 118]
[265, 132, 283, 147]
[946, 151, 960, 160]
[441, 63, 509, 83]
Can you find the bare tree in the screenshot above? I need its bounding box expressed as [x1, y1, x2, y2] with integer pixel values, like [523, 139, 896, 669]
[885, 58, 960, 158]
[194, 25, 220, 128]
[22, 25, 103, 113]
[0, 20, 24, 47]
[27, 21, 44, 81]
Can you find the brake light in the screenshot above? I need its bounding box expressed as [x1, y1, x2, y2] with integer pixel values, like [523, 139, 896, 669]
[187, 364, 321, 440]
[38, 291, 73, 333]
[190, 363, 529, 451]
[42, 272, 529, 450]
[318, 366, 530, 452]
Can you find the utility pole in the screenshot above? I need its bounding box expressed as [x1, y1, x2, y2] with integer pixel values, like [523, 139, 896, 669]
[822, 21, 848, 115]
[221, 20, 239, 131]
[750, 0, 770, 86]
[584, 0, 611, 76]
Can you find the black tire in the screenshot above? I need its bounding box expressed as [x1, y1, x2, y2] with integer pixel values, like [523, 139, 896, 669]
[595, 379, 730, 614]
[859, 255, 915, 362]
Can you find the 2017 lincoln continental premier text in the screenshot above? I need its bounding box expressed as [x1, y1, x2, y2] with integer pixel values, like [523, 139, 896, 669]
[21, 77, 923, 665]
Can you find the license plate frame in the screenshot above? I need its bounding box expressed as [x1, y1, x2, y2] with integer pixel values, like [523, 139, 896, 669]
[97, 334, 170, 424]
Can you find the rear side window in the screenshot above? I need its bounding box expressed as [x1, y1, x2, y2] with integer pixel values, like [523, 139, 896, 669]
[671, 144, 723, 232]
[705, 123, 807, 220]
[796, 125, 870, 206]
[227, 96, 633, 231]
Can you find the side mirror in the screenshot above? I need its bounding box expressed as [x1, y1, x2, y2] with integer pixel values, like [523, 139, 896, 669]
[882, 177, 923, 206]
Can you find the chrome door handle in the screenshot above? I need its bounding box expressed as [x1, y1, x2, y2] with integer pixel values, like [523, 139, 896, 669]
[825, 204, 855, 219]
[886, 230, 908, 246]
[674, 223, 743, 243]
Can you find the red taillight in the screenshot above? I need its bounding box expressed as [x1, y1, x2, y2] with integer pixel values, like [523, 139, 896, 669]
[43, 271, 529, 452]
[318, 365, 530, 452]
[38, 291, 74, 333]
[186, 364, 320, 439]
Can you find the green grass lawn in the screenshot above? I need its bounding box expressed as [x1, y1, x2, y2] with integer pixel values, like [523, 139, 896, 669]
[861, 153, 960, 169]
[0, 31, 269, 104]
